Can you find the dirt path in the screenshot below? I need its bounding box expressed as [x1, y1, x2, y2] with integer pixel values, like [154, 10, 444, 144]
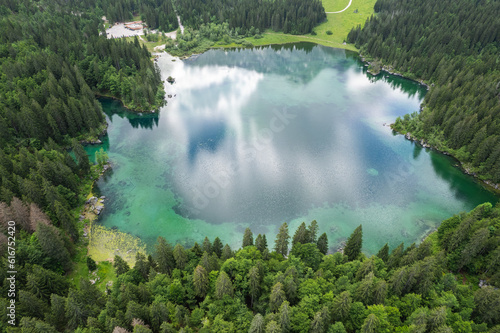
[326, 0, 353, 13]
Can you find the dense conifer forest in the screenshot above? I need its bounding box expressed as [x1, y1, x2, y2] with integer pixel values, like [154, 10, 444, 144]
[174, 0, 326, 35]
[74, 0, 325, 34]
[0, 0, 499, 331]
[347, 0, 500, 184]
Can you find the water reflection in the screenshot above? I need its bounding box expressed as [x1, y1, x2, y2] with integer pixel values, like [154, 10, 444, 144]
[93, 44, 497, 254]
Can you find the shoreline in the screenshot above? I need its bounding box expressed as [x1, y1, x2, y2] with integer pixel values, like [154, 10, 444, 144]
[356, 53, 500, 195]
[394, 128, 500, 194]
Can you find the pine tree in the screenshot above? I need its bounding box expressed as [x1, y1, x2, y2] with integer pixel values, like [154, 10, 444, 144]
[72, 140, 90, 175]
[114, 255, 130, 276]
[202, 236, 212, 254]
[248, 313, 265, 333]
[243, 227, 254, 247]
[221, 244, 233, 260]
[344, 225, 363, 261]
[332, 291, 352, 321]
[192, 265, 209, 298]
[215, 271, 234, 299]
[361, 314, 379, 333]
[86, 256, 97, 271]
[36, 223, 71, 271]
[154, 236, 175, 274]
[269, 282, 286, 312]
[173, 244, 188, 269]
[248, 266, 260, 307]
[308, 220, 319, 243]
[275, 222, 290, 257]
[317, 233, 328, 255]
[255, 234, 268, 253]
[212, 237, 223, 257]
[376, 243, 389, 262]
[292, 222, 309, 245]
[279, 301, 291, 332]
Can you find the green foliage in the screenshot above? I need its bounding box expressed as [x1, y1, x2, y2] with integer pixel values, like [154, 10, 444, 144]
[86, 256, 97, 271]
[113, 255, 130, 276]
[317, 233, 329, 255]
[243, 227, 254, 247]
[175, 0, 325, 35]
[344, 225, 363, 261]
[275, 222, 290, 257]
[3, 200, 500, 332]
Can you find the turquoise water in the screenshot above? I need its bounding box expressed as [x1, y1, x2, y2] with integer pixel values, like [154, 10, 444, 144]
[90, 43, 498, 254]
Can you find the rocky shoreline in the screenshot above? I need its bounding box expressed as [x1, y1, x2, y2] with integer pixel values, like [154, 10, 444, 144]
[80, 162, 112, 237]
[361, 55, 431, 90]
[80, 123, 108, 145]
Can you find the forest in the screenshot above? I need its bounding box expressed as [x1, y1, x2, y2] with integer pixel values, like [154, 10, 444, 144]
[347, 0, 500, 184]
[1, 204, 500, 332]
[0, 0, 165, 234]
[75, 0, 325, 35]
[0, 0, 499, 331]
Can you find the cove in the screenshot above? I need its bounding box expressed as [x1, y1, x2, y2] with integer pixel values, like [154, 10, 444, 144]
[89, 43, 498, 254]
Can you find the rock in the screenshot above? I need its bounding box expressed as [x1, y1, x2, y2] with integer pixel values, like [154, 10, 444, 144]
[168, 94, 172, 98]
[100, 196, 106, 199]
[405, 132, 411, 140]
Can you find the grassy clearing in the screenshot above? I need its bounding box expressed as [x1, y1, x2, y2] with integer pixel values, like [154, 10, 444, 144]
[322, 0, 351, 12]
[216, 0, 376, 51]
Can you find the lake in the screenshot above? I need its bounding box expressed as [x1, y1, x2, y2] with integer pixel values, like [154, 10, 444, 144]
[89, 43, 498, 254]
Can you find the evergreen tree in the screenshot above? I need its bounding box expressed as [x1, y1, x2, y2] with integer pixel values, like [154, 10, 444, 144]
[192, 265, 209, 298]
[269, 282, 286, 312]
[279, 301, 291, 332]
[275, 222, 290, 257]
[344, 225, 363, 261]
[36, 223, 71, 271]
[202, 236, 212, 254]
[248, 266, 260, 308]
[86, 256, 97, 271]
[292, 222, 309, 245]
[361, 314, 379, 333]
[376, 243, 389, 263]
[243, 227, 254, 247]
[317, 233, 328, 255]
[212, 237, 223, 258]
[308, 220, 319, 243]
[215, 271, 234, 299]
[221, 244, 233, 260]
[248, 313, 265, 333]
[154, 236, 175, 274]
[332, 291, 352, 321]
[173, 244, 188, 269]
[113, 255, 130, 276]
[255, 234, 268, 253]
[72, 140, 90, 175]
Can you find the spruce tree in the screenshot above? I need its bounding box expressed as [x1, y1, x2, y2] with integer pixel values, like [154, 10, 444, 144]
[242, 227, 254, 247]
[215, 271, 234, 299]
[317, 233, 328, 255]
[212, 237, 223, 258]
[192, 265, 209, 298]
[308, 220, 319, 243]
[292, 222, 309, 245]
[275, 222, 290, 257]
[376, 243, 390, 262]
[154, 236, 175, 274]
[344, 225, 363, 261]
